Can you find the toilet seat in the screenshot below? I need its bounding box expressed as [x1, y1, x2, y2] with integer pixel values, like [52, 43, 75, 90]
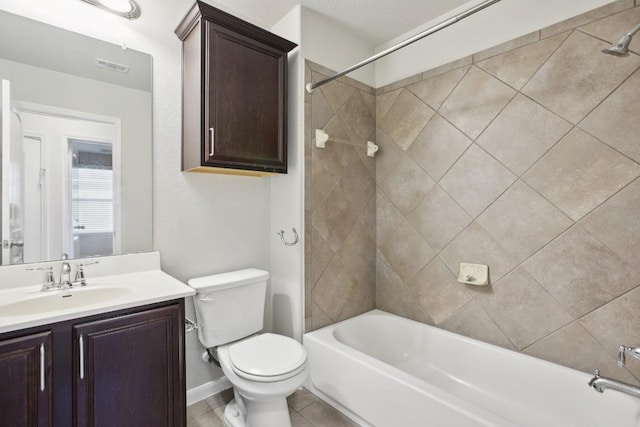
[228, 333, 307, 383]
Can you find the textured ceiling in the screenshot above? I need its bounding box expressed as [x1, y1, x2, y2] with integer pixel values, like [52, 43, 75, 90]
[301, 0, 472, 46]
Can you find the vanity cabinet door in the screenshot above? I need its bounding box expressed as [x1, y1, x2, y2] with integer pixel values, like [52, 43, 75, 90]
[73, 305, 183, 427]
[0, 331, 52, 427]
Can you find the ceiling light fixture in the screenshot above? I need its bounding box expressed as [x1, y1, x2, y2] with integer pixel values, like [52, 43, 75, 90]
[80, 0, 141, 19]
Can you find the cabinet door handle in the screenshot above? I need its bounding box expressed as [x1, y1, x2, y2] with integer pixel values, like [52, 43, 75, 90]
[79, 335, 85, 380]
[209, 127, 215, 157]
[40, 343, 45, 392]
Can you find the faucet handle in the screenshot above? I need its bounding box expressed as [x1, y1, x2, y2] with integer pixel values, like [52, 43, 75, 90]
[619, 346, 627, 367]
[27, 266, 52, 271]
[618, 345, 640, 367]
[74, 261, 100, 286]
[81, 261, 100, 267]
[44, 268, 55, 288]
[588, 369, 601, 391]
[27, 266, 57, 291]
[75, 264, 86, 286]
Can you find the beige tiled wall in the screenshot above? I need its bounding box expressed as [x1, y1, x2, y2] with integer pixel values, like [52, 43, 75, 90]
[304, 0, 640, 382]
[304, 61, 377, 331]
[375, 0, 640, 382]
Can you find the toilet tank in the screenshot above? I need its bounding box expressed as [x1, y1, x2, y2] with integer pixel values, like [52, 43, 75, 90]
[188, 269, 269, 348]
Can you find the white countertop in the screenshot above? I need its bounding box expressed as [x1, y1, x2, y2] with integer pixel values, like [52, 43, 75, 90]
[0, 252, 195, 334]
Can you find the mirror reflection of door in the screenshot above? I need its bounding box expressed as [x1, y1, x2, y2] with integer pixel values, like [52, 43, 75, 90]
[14, 103, 120, 263]
[22, 134, 44, 263]
[69, 139, 114, 258]
[1, 79, 25, 265]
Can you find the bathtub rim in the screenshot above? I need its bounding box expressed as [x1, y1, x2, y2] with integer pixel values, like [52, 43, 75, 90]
[306, 309, 613, 380]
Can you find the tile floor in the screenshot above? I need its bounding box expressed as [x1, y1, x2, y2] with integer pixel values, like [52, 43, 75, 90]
[186, 388, 358, 427]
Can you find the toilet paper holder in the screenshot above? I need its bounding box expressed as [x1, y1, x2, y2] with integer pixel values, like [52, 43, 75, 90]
[185, 317, 198, 333]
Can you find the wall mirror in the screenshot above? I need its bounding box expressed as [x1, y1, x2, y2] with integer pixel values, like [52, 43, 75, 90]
[0, 10, 153, 265]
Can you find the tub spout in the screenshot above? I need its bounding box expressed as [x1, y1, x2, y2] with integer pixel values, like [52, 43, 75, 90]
[588, 370, 640, 399]
[618, 345, 640, 367]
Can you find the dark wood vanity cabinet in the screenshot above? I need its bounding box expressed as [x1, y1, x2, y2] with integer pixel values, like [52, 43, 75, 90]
[0, 331, 52, 427]
[176, 1, 297, 176]
[0, 300, 185, 427]
[74, 305, 182, 427]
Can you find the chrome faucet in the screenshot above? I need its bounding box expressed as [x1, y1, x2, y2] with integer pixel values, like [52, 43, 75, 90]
[618, 345, 640, 367]
[59, 253, 72, 288]
[588, 370, 640, 399]
[28, 256, 100, 291]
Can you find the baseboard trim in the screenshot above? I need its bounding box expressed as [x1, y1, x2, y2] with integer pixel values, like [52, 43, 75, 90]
[186, 376, 233, 406]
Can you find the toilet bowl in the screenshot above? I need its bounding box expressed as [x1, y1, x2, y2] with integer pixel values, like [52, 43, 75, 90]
[188, 269, 308, 427]
[217, 333, 308, 427]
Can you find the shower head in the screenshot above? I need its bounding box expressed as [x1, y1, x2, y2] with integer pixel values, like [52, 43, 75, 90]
[602, 23, 640, 57]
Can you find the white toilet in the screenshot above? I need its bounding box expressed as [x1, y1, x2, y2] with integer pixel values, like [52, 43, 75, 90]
[188, 269, 308, 427]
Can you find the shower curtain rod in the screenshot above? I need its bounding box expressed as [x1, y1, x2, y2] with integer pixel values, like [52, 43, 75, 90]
[305, 0, 502, 94]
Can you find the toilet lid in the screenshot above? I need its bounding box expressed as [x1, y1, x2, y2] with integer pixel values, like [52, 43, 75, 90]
[228, 333, 307, 378]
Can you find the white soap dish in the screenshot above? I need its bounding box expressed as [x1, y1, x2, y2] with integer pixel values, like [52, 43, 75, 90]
[458, 263, 489, 286]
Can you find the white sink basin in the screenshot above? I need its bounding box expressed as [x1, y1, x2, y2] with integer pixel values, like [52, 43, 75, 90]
[1, 286, 132, 317]
[0, 256, 196, 334]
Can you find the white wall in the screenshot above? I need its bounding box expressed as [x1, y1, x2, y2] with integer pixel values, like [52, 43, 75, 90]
[374, 0, 619, 87]
[270, 6, 305, 341]
[301, 7, 376, 87]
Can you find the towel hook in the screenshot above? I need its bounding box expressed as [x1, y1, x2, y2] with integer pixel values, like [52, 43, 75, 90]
[278, 228, 299, 246]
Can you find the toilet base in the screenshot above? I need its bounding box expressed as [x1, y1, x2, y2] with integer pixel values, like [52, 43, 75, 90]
[223, 400, 243, 427]
[223, 397, 292, 427]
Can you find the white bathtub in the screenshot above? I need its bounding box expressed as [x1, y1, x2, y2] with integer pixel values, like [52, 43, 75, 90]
[304, 310, 640, 427]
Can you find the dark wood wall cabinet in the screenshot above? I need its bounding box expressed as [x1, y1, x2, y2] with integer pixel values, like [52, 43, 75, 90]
[0, 300, 185, 427]
[176, 1, 297, 176]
